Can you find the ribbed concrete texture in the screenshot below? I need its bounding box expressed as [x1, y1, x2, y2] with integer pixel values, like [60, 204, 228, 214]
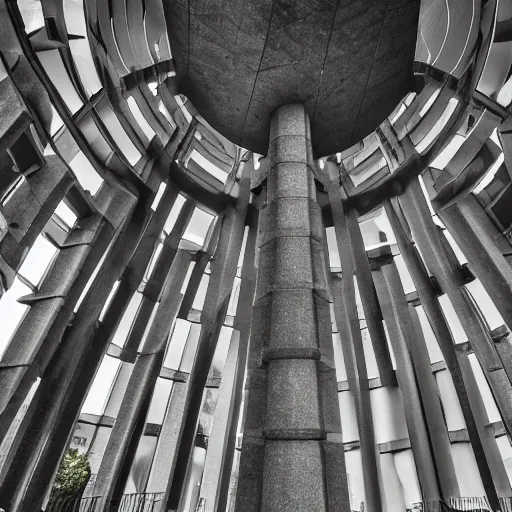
[235, 104, 349, 512]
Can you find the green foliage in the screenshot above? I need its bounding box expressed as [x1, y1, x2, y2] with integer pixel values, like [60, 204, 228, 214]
[53, 449, 91, 494]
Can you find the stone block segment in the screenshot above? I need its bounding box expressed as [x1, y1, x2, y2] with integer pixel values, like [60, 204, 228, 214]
[236, 104, 349, 511]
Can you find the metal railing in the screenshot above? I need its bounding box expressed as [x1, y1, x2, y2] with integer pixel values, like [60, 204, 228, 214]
[45, 492, 164, 512]
[45, 493, 512, 512]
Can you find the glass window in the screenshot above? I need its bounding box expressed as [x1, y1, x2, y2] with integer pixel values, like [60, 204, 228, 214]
[96, 102, 141, 166]
[183, 208, 214, 247]
[466, 280, 504, 331]
[18, 0, 44, 35]
[227, 277, 241, 317]
[210, 326, 232, 377]
[53, 200, 77, 230]
[145, 237, 164, 282]
[325, 227, 341, 269]
[468, 353, 501, 423]
[332, 332, 347, 382]
[179, 323, 201, 373]
[146, 378, 173, 424]
[192, 274, 209, 312]
[74, 235, 116, 312]
[163, 319, 191, 369]
[163, 194, 186, 234]
[49, 105, 65, 136]
[393, 254, 415, 295]
[438, 294, 467, 344]
[180, 262, 195, 295]
[419, 88, 442, 118]
[111, 292, 143, 348]
[81, 355, 120, 415]
[189, 149, 228, 183]
[18, 234, 58, 286]
[99, 280, 121, 322]
[414, 98, 459, 154]
[151, 182, 166, 211]
[123, 436, 158, 494]
[37, 50, 84, 114]
[68, 151, 103, 195]
[127, 97, 156, 141]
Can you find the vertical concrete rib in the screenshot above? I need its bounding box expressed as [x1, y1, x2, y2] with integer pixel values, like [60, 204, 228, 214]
[236, 104, 349, 512]
[399, 179, 512, 439]
[122, 199, 194, 356]
[199, 330, 241, 512]
[384, 198, 509, 507]
[395, 181, 512, 509]
[98, 183, 179, 353]
[166, 168, 250, 510]
[146, 324, 202, 499]
[372, 255, 446, 504]
[216, 214, 258, 512]
[1, 186, 143, 512]
[436, 193, 512, 331]
[93, 249, 192, 511]
[327, 186, 382, 512]
[345, 209, 396, 384]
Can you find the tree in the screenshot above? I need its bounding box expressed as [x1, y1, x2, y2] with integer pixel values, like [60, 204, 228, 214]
[52, 449, 91, 495]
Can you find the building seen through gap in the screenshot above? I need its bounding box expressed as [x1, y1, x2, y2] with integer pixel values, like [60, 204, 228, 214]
[2, 0, 512, 511]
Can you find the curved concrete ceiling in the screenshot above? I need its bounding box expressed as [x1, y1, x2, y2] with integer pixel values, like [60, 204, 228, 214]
[165, 0, 420, 158]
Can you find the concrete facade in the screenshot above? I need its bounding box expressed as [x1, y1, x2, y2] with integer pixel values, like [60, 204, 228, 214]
[1, 1, 512, 512]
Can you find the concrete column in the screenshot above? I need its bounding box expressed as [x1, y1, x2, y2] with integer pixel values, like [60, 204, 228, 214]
[372, 254, 455, 503]
[92, 249, 191, 511]
[408, 304, 460, 497]
[123, 200, 194, 355]
[0, 183, 142, 512]
[146, 324, 202, 499]
[345, 208, 396, 384]
[327, 186, 382, 512]
[401, 179, 512, 435]
[99, 183, 180, 354]
[199, 331, 240, 512]
[396, 180, 512, 509]
[215, 215, 258, 512]
[373, 263, 439, 503]
[384, 198, 510, 507]
[236, 105, 349, 512]
[166, 166, 250, 510]
[436, 193, 512, 330]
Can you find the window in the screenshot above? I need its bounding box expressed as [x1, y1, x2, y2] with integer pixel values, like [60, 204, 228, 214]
[81, 355, 120, 415]
[72, 436, 88, 447]
[151, 182, 166, 211]
[182, 208, 214, 247]
[68, 151, 103, 195]
[18, 234, 58, 287]
[127, 96, 156, 141]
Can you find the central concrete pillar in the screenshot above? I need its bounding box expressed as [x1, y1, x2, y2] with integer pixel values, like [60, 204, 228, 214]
[236, 105, 349, 512]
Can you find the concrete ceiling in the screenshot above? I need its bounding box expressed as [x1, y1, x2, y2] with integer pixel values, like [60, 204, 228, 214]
[165, 0, 420, 158]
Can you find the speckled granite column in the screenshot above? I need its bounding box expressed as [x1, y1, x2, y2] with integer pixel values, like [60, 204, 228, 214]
[236, 105, 349, 512]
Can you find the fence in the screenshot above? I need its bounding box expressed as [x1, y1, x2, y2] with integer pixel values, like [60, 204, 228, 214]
[45, 493, 512, 512]
[45, 492, 164, 512]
